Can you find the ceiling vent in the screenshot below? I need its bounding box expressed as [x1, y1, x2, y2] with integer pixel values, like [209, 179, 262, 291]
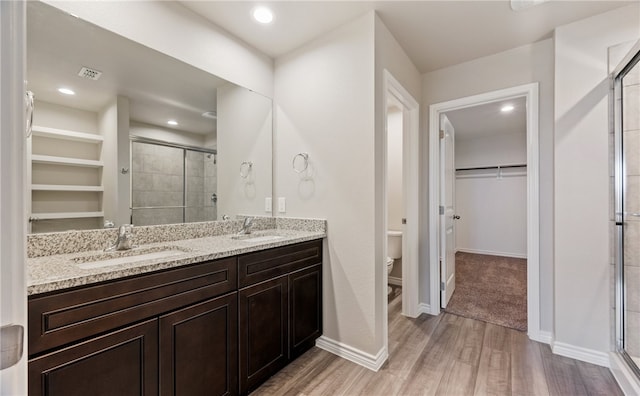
[77, 66, 102, 81]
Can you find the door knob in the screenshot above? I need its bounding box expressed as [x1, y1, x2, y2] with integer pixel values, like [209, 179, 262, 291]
[453, 215, 460, 220]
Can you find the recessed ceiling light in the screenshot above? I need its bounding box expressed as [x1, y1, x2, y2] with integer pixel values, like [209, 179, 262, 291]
[501, 104, 515, 113]
[58, 88, 75, 95]
[252, 7, 273, 24]
[167, 120, 178, 126]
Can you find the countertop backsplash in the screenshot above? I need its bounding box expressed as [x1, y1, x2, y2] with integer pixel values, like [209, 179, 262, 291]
[27, 216, 326, 258]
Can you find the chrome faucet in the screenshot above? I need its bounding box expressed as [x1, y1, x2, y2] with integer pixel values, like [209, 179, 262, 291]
[236, 217, 254, 235]
[105, 224, 135, 252]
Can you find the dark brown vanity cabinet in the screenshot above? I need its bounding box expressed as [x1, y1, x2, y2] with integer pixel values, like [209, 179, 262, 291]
[159, 293, 238, 396]
[28, 257, 238, 396]
[238, 240, 323, 394]
[29, 319, 159, 396]
[288, 264, 323, 360]
[27, 239, 323, 396]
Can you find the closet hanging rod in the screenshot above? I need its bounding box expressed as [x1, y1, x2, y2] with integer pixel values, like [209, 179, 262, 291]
[455, 164, 527, 172]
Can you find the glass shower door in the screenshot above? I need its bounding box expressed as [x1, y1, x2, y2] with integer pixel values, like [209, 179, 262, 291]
[614, 43, 640, 374]
[184, 150, 217, 223]
[130, 139, 218, 226]
[131, 141, 185, 226]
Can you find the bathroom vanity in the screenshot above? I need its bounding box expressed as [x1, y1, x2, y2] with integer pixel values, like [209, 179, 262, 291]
[26, 223, 324, 396]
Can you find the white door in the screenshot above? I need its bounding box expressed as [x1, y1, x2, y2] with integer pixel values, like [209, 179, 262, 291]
[0, 1, 28, 394]
[440, 114, 456, 308]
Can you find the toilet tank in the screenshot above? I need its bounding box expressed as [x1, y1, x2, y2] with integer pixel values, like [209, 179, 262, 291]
[387, 230, 402, 259]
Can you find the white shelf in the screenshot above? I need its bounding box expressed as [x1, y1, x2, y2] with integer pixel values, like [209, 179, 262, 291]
[30, 211, 104, 220]
[32, 125, 103, 143]
[32, 155, 103, 168]
[31, 184, 104, 192]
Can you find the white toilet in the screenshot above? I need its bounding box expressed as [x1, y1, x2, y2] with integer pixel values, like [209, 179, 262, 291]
[387, 230, 402, 293]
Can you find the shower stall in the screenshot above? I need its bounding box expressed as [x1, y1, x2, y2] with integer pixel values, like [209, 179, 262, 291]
[613, 41, 640, 378]
[130, 137, 217, 226]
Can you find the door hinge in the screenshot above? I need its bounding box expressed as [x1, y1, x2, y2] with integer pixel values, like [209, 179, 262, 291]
[439, 206, 444, 215]
[402, 218, 407, 225]
[440, 130, 445, 139]
[440, 282, 445, 291]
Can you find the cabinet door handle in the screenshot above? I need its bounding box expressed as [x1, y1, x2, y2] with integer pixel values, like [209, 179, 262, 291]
[453, 215, 461, 220]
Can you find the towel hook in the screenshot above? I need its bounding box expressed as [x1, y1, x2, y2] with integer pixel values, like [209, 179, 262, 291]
[240, 161, 253, 179]
[293, 153, 309, 173]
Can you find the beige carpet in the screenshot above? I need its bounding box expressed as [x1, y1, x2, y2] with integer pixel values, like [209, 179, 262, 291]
[444, 252, 527, 331]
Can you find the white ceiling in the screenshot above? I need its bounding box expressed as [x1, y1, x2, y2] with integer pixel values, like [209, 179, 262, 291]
[180, 0, 633, 73]
[444, 96, 526, 140]
[27, 2, 227, 136]
[27, 0, 634, 138]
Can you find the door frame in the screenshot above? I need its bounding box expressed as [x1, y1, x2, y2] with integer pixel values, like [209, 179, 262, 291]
[427, 83, 541, 341]
[0, 0, 28, 393]
[382, 69, 420, 327]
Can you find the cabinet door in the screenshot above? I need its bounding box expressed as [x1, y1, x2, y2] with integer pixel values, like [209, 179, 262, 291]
[28, 319, 158, 396]
[238, 276, 288, 395]
[159, 293, 238, 396]
[289, 265, 323, 360]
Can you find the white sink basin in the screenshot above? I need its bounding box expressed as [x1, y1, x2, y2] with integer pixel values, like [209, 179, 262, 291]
[73, 247, 190, 270]
[231, 234, 285, 243]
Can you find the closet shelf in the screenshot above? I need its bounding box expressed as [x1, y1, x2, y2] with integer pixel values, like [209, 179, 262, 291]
[30, 211, 104, 220]
[31, 126, 103, 143]
[32, 155, 103, 168]
[455, 164, 526, 171]
[31, 184, 104, 192]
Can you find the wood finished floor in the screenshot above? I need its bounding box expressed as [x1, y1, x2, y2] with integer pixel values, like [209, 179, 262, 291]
[253, 289, 623, 396]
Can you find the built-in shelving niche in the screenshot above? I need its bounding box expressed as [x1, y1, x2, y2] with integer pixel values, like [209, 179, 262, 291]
[28, 125, 104, 233]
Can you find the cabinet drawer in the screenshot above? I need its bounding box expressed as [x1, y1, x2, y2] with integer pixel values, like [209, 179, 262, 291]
[29, 257, 237, 356]
[238, 240, 322, 288]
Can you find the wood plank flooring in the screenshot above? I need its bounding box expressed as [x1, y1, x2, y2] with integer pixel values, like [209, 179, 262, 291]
[252, 289, 622, 396]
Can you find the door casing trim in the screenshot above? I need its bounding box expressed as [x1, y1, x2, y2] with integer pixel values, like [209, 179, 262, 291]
[427, 83, 541, 342]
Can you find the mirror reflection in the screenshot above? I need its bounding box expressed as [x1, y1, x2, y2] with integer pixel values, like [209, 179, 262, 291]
[130, 138, 217, 226]
[26, 2, 273, 233]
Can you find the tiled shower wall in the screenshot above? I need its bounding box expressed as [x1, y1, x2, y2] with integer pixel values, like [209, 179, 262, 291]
[132, 142, 184, 226]
[131, 142, 217, 226]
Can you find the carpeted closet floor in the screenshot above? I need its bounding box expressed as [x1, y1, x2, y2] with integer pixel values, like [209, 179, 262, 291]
[445, 252, 527, 331]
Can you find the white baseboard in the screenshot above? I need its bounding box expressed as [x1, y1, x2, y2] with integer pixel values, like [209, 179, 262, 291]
[418, 302, 436, 316]
[552, 341, 610, 368]
[529, 330, 553, 345]
[315, 336, 387, 372]
[610, 352, 640, 395]
[456, 248, 527, 259]
[388, 276, 402, 286]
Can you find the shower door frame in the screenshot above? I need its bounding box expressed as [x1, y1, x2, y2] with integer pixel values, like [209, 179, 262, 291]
[613, 40, 640, 379]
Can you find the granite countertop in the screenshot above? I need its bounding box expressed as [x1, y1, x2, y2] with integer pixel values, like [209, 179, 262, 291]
[27, 229, 325, 296]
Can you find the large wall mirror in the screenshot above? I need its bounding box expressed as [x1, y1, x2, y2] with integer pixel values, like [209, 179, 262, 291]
[27, 2, 273, 233]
